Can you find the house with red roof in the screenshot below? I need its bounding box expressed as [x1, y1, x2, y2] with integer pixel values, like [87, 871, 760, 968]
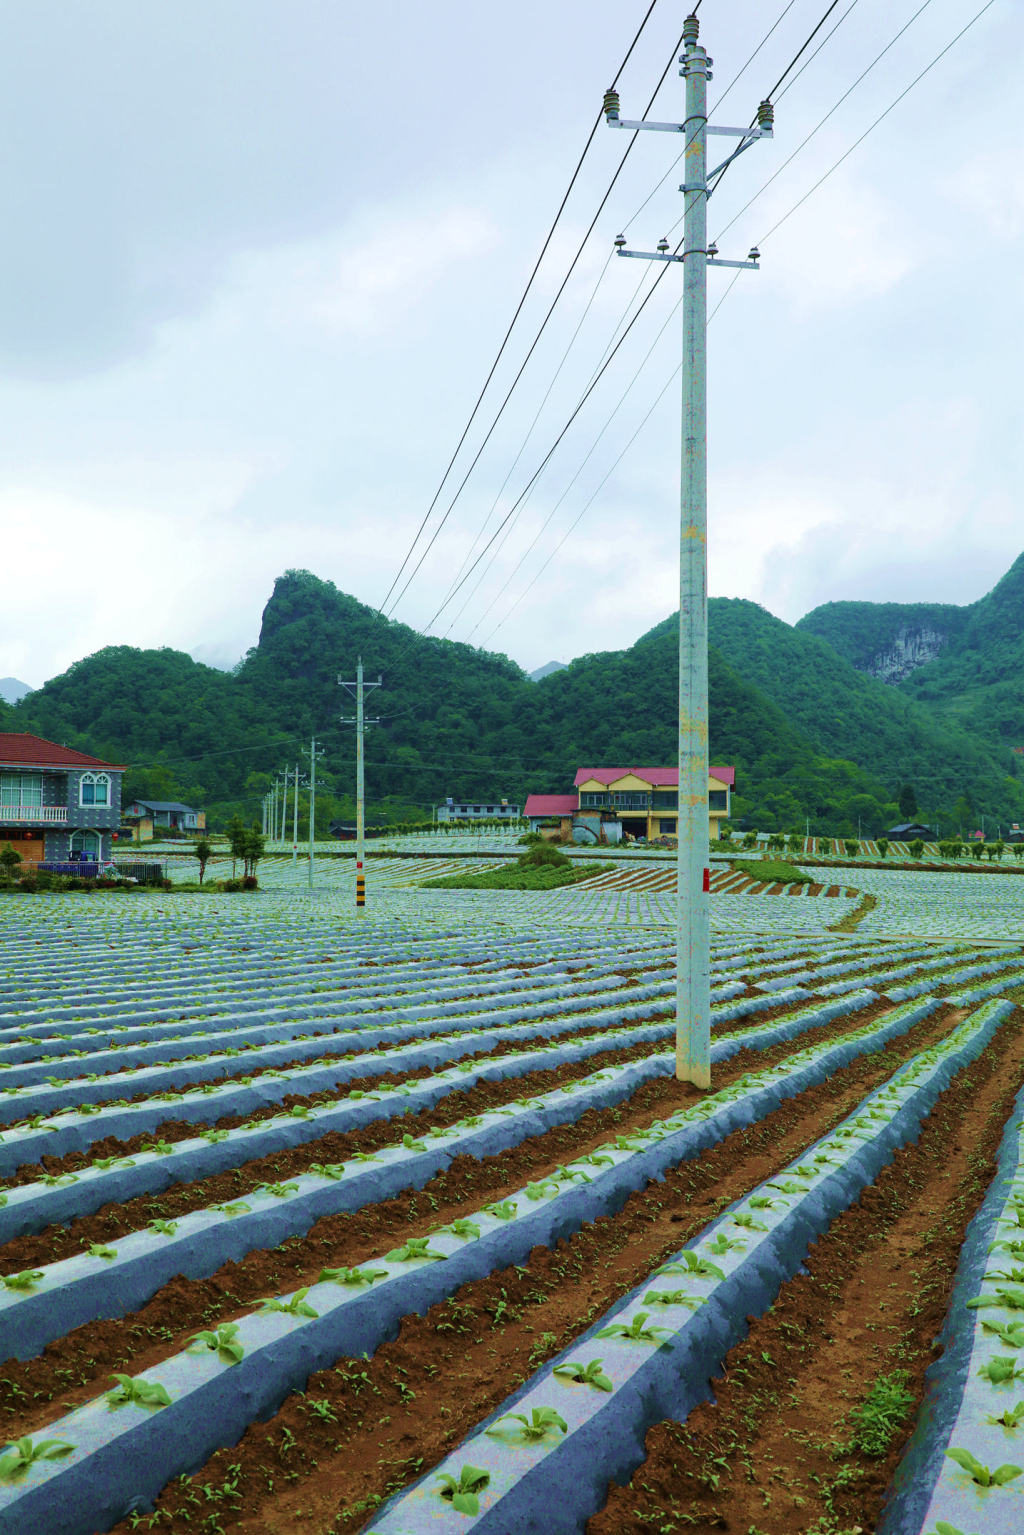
[0, 734, 126, 867]
[525, 765, 735, 843]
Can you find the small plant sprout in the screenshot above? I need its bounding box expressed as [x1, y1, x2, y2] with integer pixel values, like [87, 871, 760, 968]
[660, 1251, 726, 1283]
[978, 1356, 1024, 1386]
[983, 1319, 1024, 1348]
[485, 1200, 518, 1221]
[317, 1265, 388, 1286]
[928, 1523, 979, 1535]
[595, 1312, 670, 1344]
[524, 1180, 560, 1201]
[0, 1436, 74, 1480]
[148, 1219, 178, 1237]
[968, 1287, 1024, 1313]
[435, 1464, 490, 1516]
[552, 1359, 613, 1392]
[987, 1400, 1024, 1430]
[642, 1289, 704, 1310]
[258, 1288, 318, 1319]
[188, 1324, 245, 1364]
[350, 1151, 380, 1163]
[106, 1374, 172, 1409]
[0, 1270, 44, 1293]
[731, 1213, 768, 1232]
[256, 1182, 300, 1199]
[215, 1201, 252, 1218]
[945, 1447, 1022, 1486]
[384, 1237, 445, 1263]
[309, 1163, 346, 1181]
[487, 1407, 567, 1441]
[401, 1134, 427, 1153]
[708, 1233, 745, 1255]
[88, 1244, 118, 1261]
[441, 1218, 481, 1241]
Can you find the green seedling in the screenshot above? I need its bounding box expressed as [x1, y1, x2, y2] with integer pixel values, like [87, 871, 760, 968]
[106, 1374, 171, 1409]
[487, 1407, 567, 1441]
[748, 1195, 781, 1209]
[928, 1523, 980, 1535]
[41, 1174, 78, 1188]
[708, 1233, 745, 1254]
[983, 1320, 1024, 1349]
[286, 1105, 313, 1119]
[991, 1267, 1024, 1285]
[317, 1266, 387, 1286]
[215, 1201, 251, 1218]
[987, 1401, 1024, 1429]
[309, 1163, 346, 1181]
[75, 1105, 101, 1117]
[552, 1358, 613, 1392]
[524, 1181, 559, 1201]
[553, 1164, 591, 1184]
[595, 1311, 670, 1344]
[484, 1200, 518, 1221]
[201, 1129, 230, 1144]
[945, 1447, 1022, 1486]
[258, 1288, 318, 1319]
[441, 1219, 481, 1241]
[93, 1156, 136, 1170]
[0, 1270, 44, 1293]
[731, 1212, 768, 1231]
[402, 1134, 428, 1153]
[188, 1324, 244, 1364]
[140, 1141, 175, 1157]
[767, 1180, 806, 1195]
[350, 1151, 380, 1163]
[968, 1287, 1024, 1313]
[256, 1182, 299, 1199]
[991, 1240, 1024, 1258]
[384, 1237, 445, 1263]
[979, 1356, 1024, 1385]
[642, 1289, 703, 1310]
[660, 1251, 726, 1283]
[147, 1219, 178, 1237]
[88, 1245, 117, 1261]
[435, 1464, 490, 1516]
[576, 1152, 614, 1168]
[0, 1436, 74, 1480]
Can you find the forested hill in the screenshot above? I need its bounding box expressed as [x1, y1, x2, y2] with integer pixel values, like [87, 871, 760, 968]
[797, 551, 1024, 747]
[9, 568, 1024, 835]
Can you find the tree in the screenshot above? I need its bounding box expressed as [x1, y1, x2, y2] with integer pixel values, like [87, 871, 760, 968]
[242, 824, 265, 879]
[898, 783, 917, 819]
[227, 815, 247, 877]
[0, 846, 21, 884]
[192, 837, 213, 885]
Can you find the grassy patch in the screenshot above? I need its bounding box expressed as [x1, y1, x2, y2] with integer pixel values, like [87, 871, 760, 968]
[731, 859, 812, 885]
[840, 1369, 914, 1458]
[421, 862, 613, 891]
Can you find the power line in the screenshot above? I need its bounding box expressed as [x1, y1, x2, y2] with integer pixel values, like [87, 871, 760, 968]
[372, 0, 664, 623]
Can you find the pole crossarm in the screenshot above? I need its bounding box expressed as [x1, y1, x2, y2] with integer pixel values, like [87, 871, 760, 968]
[617, 248, 760, 269]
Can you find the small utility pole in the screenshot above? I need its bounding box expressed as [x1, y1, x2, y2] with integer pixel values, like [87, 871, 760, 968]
[292, 763, 300, 864]
[606, 14, 772, 1089]
[340, 657, 382, 909]
[308, 736, 324, 890]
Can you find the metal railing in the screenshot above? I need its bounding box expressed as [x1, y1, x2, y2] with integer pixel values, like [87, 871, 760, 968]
[0, 804, 68, 824]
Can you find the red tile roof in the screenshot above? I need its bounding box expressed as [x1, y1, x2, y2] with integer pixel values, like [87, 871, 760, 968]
[524, 793, 578, 817]
[0, 733, 126, 770]
[573, 765, 735, 788]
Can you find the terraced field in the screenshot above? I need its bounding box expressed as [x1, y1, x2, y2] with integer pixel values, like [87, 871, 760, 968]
[2, 880, 1024, 1533]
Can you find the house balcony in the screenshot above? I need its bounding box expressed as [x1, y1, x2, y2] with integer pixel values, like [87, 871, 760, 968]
[0, 804, 68, 825]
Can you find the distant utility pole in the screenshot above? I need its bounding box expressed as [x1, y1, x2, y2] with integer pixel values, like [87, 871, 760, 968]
[308, 736, 324, 891]
[340, 657, 382, 909]
[292, 763, 301, 864]
[606, 13, 772, 1088]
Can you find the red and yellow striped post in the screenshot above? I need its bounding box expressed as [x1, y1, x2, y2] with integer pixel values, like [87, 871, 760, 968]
[356, 859, 365, 909]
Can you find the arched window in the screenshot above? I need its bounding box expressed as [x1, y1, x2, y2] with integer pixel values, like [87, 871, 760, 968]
[80, 773, 110, 807]
[69, 830, 101, 859]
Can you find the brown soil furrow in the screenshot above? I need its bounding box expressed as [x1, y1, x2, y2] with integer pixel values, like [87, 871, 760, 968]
[586, 1009, 1024, 1535]
[0, 994, 841, 1246]
[0, 1007, 953, 1472]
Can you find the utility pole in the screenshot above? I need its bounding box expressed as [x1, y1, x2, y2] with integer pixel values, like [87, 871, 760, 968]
[292, 763, 300, 864]
[606, 15, 772, 1088]
[308, 736, 324, 891]
[340, 657, 382, 909]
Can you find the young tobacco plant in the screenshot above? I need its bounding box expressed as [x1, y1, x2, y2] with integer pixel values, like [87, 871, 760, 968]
[659, 1251, 726, 1283]
[317, 1266, 387, 1286]
[982, 1320, 1024, 1349]
[595, 1312, 670, 1344]
[188, 1324, 245, 1364]
[487, 1407, 567, 1441]
[258, 1288, 318, 1319]
[0, 1436, 73, 1480]
[484, 1200, 518, 1221]
[435, 1464, 490, 1516]
[148, 1219, 178, 1237]
[0, 1270, 44, 1293]
[945, 1447, 1022, 1486]
[552, 1359, 613, 1392]
[978, 1356, 1024, 1386]
[987, 1400, 1024, 1429]
[440, 1219, 481, 1241]
[384, 1237, 445, 1263]
[106, 1374, 172, 1409]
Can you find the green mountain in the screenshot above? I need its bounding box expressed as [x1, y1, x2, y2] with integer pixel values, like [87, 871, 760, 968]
[798, 552, 1024, 748]
[9, 568, 1023, 836]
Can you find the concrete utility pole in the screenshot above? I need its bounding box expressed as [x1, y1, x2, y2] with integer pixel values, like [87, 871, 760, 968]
[308, 737, 324, 891]
[292, 763, 301, 864]
[606, 15, 772, 1088]
[340, 657, 382, 910]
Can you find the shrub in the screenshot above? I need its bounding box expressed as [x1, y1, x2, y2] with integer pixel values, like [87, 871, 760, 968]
[843, 840, 859, 858]
[877, 838, 889, 859]
[222, 878, 243, 892]
[241, 875, 258, 890]
[17, 876, 37, 892]
[909, 839, 924, 859]
[1014, 843, 1024, 862]
[742, 831, 758, 850]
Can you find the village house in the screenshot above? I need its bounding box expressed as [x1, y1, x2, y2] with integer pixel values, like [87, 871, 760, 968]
[525, 765, 735, 843]
[122, 800, 206, 841]
[0, 733, 126, 865]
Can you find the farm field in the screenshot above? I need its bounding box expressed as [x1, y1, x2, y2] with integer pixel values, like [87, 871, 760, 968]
[2, 868, 1024, 1532]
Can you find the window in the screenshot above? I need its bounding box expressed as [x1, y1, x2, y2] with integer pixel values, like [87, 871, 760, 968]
[70, 830, 101, 859]
[80, 773, 111, 807]
[0, 774, 43, 807]
[709, 790, 729, 811]
[659, 818, 677, 834]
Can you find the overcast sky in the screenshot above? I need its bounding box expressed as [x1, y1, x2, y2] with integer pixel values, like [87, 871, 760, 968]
[0, 0, 1019, 688]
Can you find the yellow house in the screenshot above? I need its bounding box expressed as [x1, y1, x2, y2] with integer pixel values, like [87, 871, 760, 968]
[573, 766, 734, 841]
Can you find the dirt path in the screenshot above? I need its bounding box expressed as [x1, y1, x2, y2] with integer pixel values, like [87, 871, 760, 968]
[67, 1009, 967, 1534]
[587, 1009, 1024, 1535]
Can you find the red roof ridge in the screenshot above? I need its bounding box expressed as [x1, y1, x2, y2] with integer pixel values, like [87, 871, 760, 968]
[0, 732, 126, 770]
